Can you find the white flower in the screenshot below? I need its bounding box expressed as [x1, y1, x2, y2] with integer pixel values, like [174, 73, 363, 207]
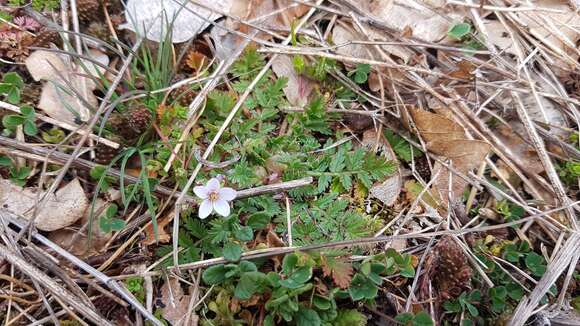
[194, 178, 237, 219]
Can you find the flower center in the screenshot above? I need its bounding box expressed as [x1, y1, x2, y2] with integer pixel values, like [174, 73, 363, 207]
[208, 191, 219, 201]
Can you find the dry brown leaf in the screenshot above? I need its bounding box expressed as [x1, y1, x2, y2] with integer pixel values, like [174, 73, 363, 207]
[185, 51, 209, 74]
[403, 180, 438, 209]
[332, 1, 465, 63]
[160, 277, 191, 326]
[410, 109, 490, 202]
[320, 255, 353, 289]
[362, 130, 402, 207]
[271, 55, 314, 107]
[332, 23, 413, 63]
[142, 209, 175, 245]
[211, 0, 308, 60]
[448, 60, 476, 80]
[485, 1, 580, 58]
[517, 0, 580, 55]
[0, 178, 88, 231]
[25, 49, 109, 123]
[48, 199, 113, 258]
[519, 73, 569, 136]
[496, 123, 544, 175]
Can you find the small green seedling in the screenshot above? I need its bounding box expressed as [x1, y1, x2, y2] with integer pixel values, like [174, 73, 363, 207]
[0, 72, 24, 104]
[443, 290, 481, 318]
[41, 128, 66, 143]
[395, 311, 434, 326]
[222, 242, 243, 262]
[2, 105, 37, 136]
[525, 252, 547, 277]
[32, 0, 59, 11]
[10, 166, 32, 186]
[99, 204, 126, 233]
[502, 241, 530, 263]
[448, 23, 472, 40]
[488, 286, 508, 313]
[0, 155, 31, 186]
[348, 63, 371, 84]
[496, 200, 524, 223]
[125, 277, 145, 302]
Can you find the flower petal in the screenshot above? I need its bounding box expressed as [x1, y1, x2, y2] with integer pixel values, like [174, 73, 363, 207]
[218, 187, 237, 201]
[206, 178, 220, 192]
[198, 199, 213, 219]
[213, 199, 230, 217]
[193, 185, 209, 199]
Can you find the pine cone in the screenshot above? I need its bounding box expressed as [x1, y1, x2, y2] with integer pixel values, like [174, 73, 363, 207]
[77, 0, 103, 23]
[414, 155, 431, 181]
[20, 83, 42, 106]
[32, 29, 61, 48]
[94, 143, 120, 165]
[106, 105, 152, 141]
[433, 236, 472, 300]
[86, 22, 111, 43]
[169, 83, 196, 106]
[126, 105, 152, 137]
[564, 72, 580, 98]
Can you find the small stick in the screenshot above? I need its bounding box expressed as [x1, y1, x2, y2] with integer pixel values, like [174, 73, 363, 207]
[0, 101, 120, 149]
[0, 136, 313, 202]
[2, 212, 162, 326]
[0, 244, 113, 326]
[285, 195, 293, 247]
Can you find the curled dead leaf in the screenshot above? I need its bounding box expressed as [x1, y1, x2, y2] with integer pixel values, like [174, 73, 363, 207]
[271, 55, 314, 107]
[362, 130, 402, 207]
[410, 109, 490, 203]
[48, 199, 113, 258]
[160, 277, 192, 325]
[210, 0, 308, 60]
[142, 209, 174, 245]
[25, 49, 109, 123]
[0, 178, 88, 231]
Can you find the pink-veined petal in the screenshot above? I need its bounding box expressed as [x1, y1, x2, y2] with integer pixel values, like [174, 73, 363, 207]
[198, 199, 213, 219]
[213, 199, 230, 217]
[219, 187, 237, 201]
[206, 178, 220, 192]
[193, 185, 209, 199]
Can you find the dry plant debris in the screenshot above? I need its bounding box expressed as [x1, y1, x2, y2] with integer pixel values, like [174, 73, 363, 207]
[0, 0, 579, 325]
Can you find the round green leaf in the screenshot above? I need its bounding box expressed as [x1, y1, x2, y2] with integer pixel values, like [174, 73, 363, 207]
[465, 302, 479, 317]
[234, 271, 266, 300]
[3, 72, 23, 88]
[223, 243, 243, 262]
[234, 226, 254, 241]
[2, 115, 26, 128]
[202, 264, 228, 285]
[20, 105, 34, 117]
[279, 266, 312, 289]
[295, 308, 321, 326]
[312, 295, 331, 310]
[413, 311, 434, 326]
[7, 88, 21, 104]
[348, 274, 378, 301]
[282, 253, 298, 274]
[23, 121, 37, 136]
[109, 218, 126, 231]
[0, 156, 12, 167]
[448, 23, 471, 39]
